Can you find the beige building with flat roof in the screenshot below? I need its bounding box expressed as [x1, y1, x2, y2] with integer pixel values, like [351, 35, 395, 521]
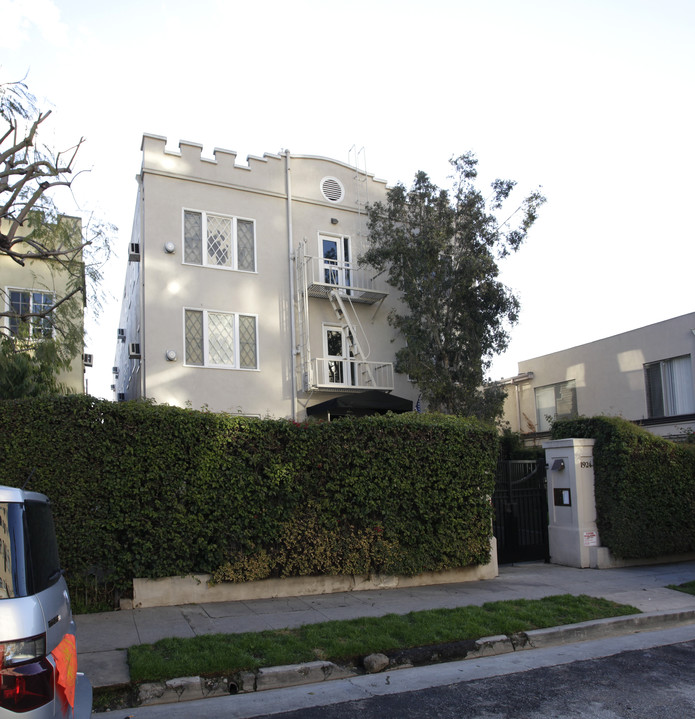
[501, 312, 695, 442]
[113, 136, 419, 419]
[1, 216, 86, 394]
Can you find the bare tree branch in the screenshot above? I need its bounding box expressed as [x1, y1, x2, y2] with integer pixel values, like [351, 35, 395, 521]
[0, 79, 114, 395]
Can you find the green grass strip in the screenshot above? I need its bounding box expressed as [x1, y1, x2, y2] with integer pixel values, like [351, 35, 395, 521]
[128, 594, 639, 683]
[668, 580, 695, 596]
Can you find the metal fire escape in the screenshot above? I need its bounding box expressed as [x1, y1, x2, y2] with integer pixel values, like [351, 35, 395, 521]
[295, 240, 391, 392]
[327, 288, 376, 387]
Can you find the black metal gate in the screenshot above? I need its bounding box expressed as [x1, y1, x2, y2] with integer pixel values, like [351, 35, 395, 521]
[493, 459, 549, 564]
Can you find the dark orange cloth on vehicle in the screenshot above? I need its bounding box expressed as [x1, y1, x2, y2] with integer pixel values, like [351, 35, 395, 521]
[51, 633, 77, 711]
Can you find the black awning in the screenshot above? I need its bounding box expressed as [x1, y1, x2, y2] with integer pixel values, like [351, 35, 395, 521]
[306, 390, 413, 417]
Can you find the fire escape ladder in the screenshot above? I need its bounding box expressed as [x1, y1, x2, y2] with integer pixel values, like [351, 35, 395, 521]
[328, 289, 376, 387]
[349, 145, 369, 242]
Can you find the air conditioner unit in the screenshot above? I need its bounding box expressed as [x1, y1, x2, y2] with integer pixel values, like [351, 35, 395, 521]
[129, 242, 141, 262]
[117, 328, 126, 342]
[82, 353, 93, 367]
[128, 343, 141, 359]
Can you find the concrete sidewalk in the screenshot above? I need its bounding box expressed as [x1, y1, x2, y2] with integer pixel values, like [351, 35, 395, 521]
[76, 560, 695, 692]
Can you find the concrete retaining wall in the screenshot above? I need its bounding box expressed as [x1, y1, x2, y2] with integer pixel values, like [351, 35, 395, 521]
[128, 545, 499, 609]
[589, 547, 695, 569]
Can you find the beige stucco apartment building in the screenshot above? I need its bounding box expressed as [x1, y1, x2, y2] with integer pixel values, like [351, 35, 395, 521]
[1, 216, 86, 394]
[113, 136, 419, 419]
[501, 312, 695, 442]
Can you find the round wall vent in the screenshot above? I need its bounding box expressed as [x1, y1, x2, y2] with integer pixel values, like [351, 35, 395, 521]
[321, 177, 344, 203]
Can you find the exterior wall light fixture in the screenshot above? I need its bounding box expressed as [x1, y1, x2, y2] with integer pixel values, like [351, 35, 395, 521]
[165, 350, 177, 361]
[164, 242, 176, 254]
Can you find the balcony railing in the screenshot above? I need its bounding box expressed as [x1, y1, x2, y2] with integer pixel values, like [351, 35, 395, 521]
[302, 256, 388, 304]
[310, 357, 394, 391]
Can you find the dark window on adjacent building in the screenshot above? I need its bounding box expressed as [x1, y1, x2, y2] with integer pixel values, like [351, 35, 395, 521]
[535, 379, 577, 432]
[644, 355, 695, 418]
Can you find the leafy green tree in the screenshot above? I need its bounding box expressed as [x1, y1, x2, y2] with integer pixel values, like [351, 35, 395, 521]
[0, 78, 112, 397]
[361, 153, 545, 420]
[0, 336, 69, 398]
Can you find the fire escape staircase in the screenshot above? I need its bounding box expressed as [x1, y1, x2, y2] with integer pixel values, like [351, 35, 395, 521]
[328, 289, 376, 388]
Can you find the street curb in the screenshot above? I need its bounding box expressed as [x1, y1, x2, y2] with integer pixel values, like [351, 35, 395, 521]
[119, 609, 695, 707]
[523, 609, 695, 649]
[136, 662, 357, 706]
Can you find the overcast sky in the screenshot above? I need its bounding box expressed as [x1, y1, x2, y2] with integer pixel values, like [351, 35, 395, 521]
[2, 0, 694, 401]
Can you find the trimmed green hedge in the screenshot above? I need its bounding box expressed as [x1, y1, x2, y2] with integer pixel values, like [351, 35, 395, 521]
[552, 416, 695, 559]
[0, 396, 497, 607]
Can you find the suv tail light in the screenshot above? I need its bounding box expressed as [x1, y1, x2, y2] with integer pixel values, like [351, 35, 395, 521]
[1, 635, 54, 713]
[1, 636, 46, 668]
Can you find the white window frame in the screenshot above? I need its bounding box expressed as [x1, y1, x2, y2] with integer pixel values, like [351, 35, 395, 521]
[5, 287, 55, 339]
[319, 233, 351, 289]
[182, 209, 257, 273]
[183, 308, 259, 370]
[322, 323, 356, 386]
[324, 324, 347, 385]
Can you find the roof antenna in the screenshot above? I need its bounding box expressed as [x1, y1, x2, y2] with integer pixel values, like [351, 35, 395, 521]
[22, 468, 36, 490]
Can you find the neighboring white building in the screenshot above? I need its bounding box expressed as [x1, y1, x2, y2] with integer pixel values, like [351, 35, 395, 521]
[113, 136, 418, 419]
[501, 312, 695, 442]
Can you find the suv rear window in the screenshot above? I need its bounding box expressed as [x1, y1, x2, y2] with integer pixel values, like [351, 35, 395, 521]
[24, 501, 61, 594]
[0, 501, 61, 599]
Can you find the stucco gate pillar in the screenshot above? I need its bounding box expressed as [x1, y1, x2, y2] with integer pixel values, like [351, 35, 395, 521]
[543, 438, 599, 568]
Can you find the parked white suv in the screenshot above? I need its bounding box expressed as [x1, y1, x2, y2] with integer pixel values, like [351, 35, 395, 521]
[0, 486, 92, 718]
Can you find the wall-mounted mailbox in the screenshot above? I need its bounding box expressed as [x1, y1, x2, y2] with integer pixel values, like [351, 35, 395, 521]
[554, 488, 572, 506]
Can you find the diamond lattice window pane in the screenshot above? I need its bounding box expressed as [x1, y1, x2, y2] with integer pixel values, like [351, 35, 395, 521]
[239, 315, 257, 369]
[185, 310, 204, 365]
[237, 220, 255, 272]
[184, 211, 203, 265]
[208, 312, 235, 365]
[207, 215, 232, 267]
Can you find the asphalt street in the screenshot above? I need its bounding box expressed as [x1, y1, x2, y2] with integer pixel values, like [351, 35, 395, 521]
[263, 640, 695, 719]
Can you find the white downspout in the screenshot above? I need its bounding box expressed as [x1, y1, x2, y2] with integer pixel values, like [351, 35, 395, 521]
[285, 150, 297, 421]
[138, 174, 146, 401]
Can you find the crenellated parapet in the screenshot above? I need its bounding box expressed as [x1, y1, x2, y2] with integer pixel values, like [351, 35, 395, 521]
[139, 134, 388, 205]
[140, 134, 287, 195]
